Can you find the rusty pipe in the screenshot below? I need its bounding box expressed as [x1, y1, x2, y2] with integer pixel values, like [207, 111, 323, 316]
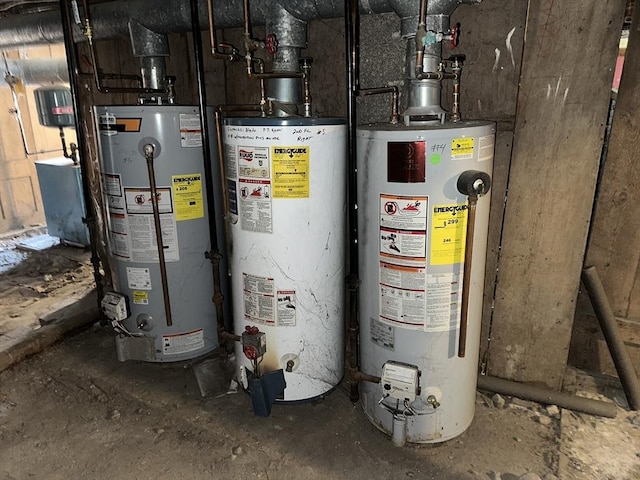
[143, 143, 173, 327]
[582, 266, 640, 410]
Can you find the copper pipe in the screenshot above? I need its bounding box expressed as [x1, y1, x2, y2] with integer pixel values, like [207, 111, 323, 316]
[206, 0, 239, 61]
[458, 194, 477, 358]
[352, 370, 381, 384]
[357, 86, 399, 124]
[213, 104, 263, 350]
[143, 143, 173, 327]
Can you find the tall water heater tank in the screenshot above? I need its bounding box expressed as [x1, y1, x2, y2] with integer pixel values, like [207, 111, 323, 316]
[357, 121, 495, 443]
[96, 105, 228, 362]
[223, 118, 346, 401]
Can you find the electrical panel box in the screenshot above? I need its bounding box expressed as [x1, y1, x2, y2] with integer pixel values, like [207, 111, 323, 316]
[101, 292, 130, 322]
[380, 361, 421, 401]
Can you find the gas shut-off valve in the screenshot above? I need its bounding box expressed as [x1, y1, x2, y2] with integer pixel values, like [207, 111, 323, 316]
[242, 325, 266, 362]
[380, 361, 421, 402]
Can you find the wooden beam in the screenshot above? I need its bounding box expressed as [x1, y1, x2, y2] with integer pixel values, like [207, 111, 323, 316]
[487, 0, 626, 389]
[584, 2, 640, 320]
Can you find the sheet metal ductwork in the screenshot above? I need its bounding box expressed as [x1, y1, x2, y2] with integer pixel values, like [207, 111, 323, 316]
[0, 0, 479, 49]
[4, 57, 69, 84]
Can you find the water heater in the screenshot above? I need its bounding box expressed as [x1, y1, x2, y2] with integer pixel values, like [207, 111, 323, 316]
[357, 121, 495, 443]
[95, 105, 228, 362]
[223, 117, 346, 402]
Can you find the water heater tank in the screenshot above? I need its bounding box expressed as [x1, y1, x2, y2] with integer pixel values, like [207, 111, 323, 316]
[95, 105, 229, 363]
[223, 117, 346, 402]
[34, 86, 75, 128]
[357, 120, 495, 443]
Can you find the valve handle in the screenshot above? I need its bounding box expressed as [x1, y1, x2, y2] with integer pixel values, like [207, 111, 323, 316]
[451, 22, 461, 49]
[245, 325, 260, 335]
[265, 34, 278, 55]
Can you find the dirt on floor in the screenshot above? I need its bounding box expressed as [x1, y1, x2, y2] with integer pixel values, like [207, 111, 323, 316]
[0, 234, 94, 336]
[0, 233, 639, 480]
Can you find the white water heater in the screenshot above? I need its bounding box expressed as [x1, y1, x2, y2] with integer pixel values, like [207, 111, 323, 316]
[223, 117, 346, 402]
[96, 105, 228, 362]
[357, 121, 495, 443]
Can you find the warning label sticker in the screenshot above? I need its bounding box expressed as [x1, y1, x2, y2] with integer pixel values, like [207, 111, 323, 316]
[239, 179, 272, 233]
[371, 317, 394, 350]
[380, 284, 426, 330]
[272, 146, 309, 198]
[478, 134, 495, 162]
[276, 290, 296, 327]
[172, 173, 204, 221]
[431, 203, 468, 265]
[132, 291, 149, 305]
[380, 195, 427, 231]
[179, 113, 202, 148]
[162, 329, 204, 355]
[451, 137, 475, 160]
[378, 194, 428, 330]
[123, 187, 179, 263]
[243, 273, 275, 325]
[425, 273, 462, 332]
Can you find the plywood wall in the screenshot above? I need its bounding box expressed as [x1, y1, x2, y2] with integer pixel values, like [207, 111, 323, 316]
[0, 45, 77, 234]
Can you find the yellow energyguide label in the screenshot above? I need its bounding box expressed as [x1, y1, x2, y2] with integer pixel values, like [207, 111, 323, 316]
[430, 203, 468, 265]
[272, 146, 310, 198]
[172, 173, 204, 220]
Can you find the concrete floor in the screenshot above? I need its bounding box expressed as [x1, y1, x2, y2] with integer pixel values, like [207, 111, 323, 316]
[5, 323, 634, 480]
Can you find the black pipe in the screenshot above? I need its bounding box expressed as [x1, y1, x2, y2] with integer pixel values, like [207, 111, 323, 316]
[581, 266, 640, 410]
[189, 0, 227, 353]
[477, 374, 618, 419]
[345, 0, 361, 403]
[60, 0, 104, 305]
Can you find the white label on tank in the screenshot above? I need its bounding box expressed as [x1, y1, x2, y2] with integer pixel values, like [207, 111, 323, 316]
[126, 267, 152, 290]
[98, 113, 117, 136]
[478, 134, 495, 162]
[127, 213, 179, 262]
[162, 329, 204, 355]
[371, 317, 394, 350]
[276, 290, 296, 326]
[425, 273, 462, 332]
[243, 274, 275, 325]
[378, 194, 427, 330]
[123, 187, 179, 262]
[380, 194, 427, 231]
[239, 179, 272, 233]
[380, 284, 426, 330]
[225, 143, 237, 180]
[179, 114, 202, 148]
[103, 173, 122, 196]
[238, 146, 270, 179]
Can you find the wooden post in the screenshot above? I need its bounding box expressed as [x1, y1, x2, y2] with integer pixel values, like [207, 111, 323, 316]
[486, 0, 626, 389]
